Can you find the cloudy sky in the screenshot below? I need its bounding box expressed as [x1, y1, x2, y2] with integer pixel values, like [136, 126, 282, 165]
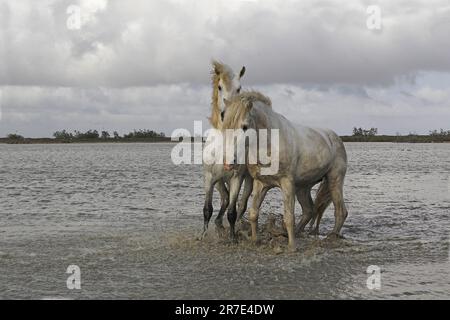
[1, 0, 450, 137]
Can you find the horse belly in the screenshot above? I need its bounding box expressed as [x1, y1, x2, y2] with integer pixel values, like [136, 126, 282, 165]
[247, 164, 282, 188]
[295, 153, 332, 185]
[296, 166, 328, 186]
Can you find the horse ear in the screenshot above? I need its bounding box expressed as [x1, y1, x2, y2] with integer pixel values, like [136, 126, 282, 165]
[212, 60, 221, 75]
[239, 66, 246, 78]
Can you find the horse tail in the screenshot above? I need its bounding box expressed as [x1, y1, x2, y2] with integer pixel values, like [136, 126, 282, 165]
[309, 178, 332, 229]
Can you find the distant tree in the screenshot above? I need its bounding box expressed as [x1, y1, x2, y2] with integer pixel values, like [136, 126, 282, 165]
[101, 131, 110, 140]
[123, 132, 133, 139]
[429, 129, 450, 137]
[90, 130, 99, 139]
[50, 129, 166, 141]
[368, 128, 378, 136]
[352, 127, 378, 137]
[123, 129, 165, 139]
[74, 129, 99, 139]
[53, 130, 73, 141]
[7, 133, 24, 140]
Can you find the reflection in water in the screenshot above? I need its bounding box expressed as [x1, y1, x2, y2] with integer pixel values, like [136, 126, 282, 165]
[0, 142, 449, 299]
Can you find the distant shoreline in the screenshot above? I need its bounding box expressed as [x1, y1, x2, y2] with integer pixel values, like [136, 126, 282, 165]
[0, 137, 174, 144]
[1, 135, 450, 144]
[340, 135, 450, 143]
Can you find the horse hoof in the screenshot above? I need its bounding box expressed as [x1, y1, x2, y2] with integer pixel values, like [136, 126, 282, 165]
[325, 233, 337, 240]
[251, 238, 260, 246]
[238, 230, 250, 241]
[236, 220, 250, 232]
[326, 232, 343, 240]
[227, 235, 238, 245]
[287, 244, 298, 253]
[215, 222, 225, 230]
[216, 229, 227, 239]
[196, 232, 206, 241]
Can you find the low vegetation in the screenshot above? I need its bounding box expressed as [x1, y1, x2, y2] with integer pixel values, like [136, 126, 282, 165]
[340, 127, 450, 142]
[7, 133, 25, 141]
[1, 129, 169, 144]
[51, 129, 168, 142]
[2, 127, 450, 144]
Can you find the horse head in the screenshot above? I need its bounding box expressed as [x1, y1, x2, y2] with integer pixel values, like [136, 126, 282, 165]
[210, 60, 245, 129]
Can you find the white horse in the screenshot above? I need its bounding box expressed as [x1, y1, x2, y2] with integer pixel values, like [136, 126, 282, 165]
[222, 92, 349, 251]
[200, 61, 253, 241]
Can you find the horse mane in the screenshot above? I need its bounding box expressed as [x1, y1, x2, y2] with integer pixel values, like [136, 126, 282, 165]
[222, 91, 272, 129]
[237, 91, 272, 108]
[209, 61, 233, 129]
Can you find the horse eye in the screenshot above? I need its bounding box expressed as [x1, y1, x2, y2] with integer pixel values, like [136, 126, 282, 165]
[237, 86, 241, 93]
[242, 125, 248, 131]
[218, 85, 222, 91]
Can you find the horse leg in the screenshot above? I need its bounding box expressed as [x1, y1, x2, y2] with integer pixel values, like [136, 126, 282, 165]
[327, 175, 348, 239]
[236, 173, 253, 221]
[309, 179, 332, 235]
[295, 187, 314, 236]
[200, 173, 214, 240]
[281, 178, 296, 251]
[249, 180, 269, 244]
[227, 175, 244, 243]
[214, 179, 229, 229]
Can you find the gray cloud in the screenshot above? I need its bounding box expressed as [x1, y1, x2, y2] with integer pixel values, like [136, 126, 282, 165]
[1, 0, 450, 137]
[2, 0, 450, 86]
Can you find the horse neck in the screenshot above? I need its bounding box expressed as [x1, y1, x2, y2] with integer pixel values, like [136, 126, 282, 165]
[210, 76, 222, 129]
[252, 102, 272, 130]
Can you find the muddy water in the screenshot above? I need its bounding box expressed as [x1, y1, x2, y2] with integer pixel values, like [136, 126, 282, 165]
[0, 142, 449, 299]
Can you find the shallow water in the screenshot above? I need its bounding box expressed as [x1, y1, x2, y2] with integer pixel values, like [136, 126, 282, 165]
[0, 142, 449, 299]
